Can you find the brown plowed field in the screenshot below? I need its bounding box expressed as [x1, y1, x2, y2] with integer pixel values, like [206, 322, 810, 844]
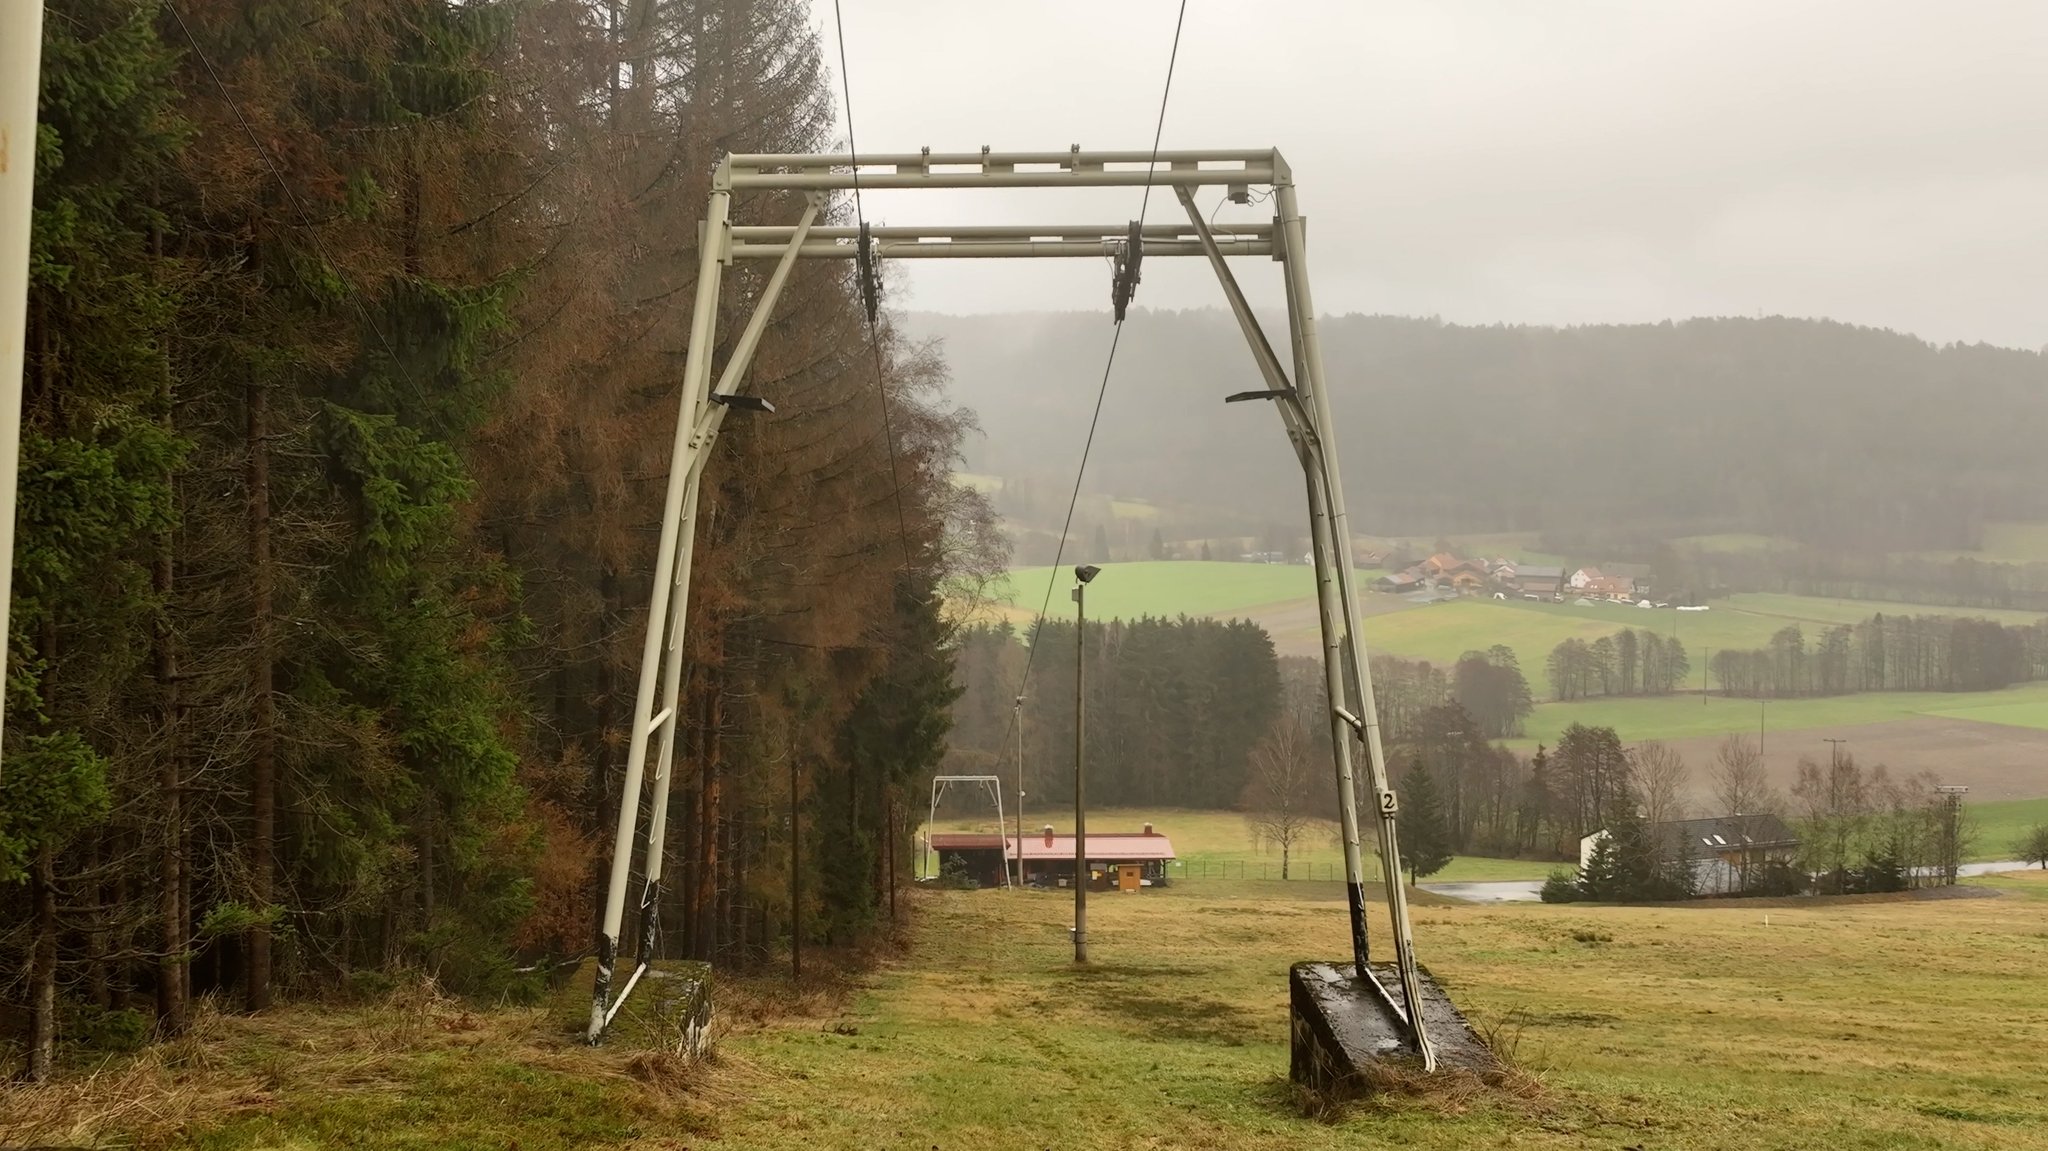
[1661, 715, 2048, 802]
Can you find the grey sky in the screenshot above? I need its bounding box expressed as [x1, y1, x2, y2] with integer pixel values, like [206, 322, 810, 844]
[815, 1, 2048, 349]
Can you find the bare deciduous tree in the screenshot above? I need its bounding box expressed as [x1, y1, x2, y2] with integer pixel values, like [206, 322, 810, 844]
[1240, 714, 1328, 880]
[1711, 734, 1781, 891]
[1628, 740, 1691, 827]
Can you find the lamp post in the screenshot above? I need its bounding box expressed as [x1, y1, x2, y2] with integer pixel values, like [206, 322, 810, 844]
[1014, 693, 1025, 888]
[1072, 563, 1100, 963]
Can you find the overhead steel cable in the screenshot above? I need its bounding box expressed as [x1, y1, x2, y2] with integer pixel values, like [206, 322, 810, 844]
[831, 0, 918, 573]
[1010, 0, 1191, 704]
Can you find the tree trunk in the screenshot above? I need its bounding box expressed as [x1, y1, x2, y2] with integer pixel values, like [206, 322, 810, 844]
[29, 849, 59, 1081]
[418, 796, 437, 929]
[698, 667, 722, 963]
[247, 376, 275, 1012]
[154, 212, 188, 1035]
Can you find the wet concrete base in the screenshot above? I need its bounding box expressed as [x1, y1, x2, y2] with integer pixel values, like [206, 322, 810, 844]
[1289, 961, 1494, 1093]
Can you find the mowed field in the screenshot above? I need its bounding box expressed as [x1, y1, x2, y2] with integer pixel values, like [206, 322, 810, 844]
[928, 801, 2048, 886]
[978, 562, 2048, 798]
[19, 876, 2048, 1148]
[922, 807, 1556, 883]
[707, 875, 2048, 1150]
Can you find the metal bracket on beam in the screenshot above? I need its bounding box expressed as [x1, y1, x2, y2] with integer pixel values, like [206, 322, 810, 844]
[857, 221, 880, 324]
[1111, 220, 1143, 322]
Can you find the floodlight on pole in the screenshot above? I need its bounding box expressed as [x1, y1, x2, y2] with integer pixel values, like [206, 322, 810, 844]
[709, 393, 776, 413]
[1071, 564, 1100, 964]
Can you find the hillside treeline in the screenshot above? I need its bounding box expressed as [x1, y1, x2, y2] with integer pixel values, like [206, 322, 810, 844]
[2, 0, 991, 1079]
[1668, 546, 2048, 614]
[948, 619, 1280, 810]
[1707, 614, 2048, 697]
[917, 311, 2048, 554]
[1543, 628, 1694, 700]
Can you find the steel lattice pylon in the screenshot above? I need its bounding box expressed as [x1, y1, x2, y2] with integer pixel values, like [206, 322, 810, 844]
[587, 148, 1435, 1070]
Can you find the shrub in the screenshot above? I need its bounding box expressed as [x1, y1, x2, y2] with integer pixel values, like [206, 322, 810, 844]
[69, 1004, 149, 1053]
[1539, 869, 1583, 903]
[938, 857, 979, 890]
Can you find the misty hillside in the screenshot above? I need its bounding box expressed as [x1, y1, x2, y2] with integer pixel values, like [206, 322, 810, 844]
[909, 311, 2048, 553]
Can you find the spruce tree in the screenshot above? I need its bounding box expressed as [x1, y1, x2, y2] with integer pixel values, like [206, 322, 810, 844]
[1399, 760, 1455, 885]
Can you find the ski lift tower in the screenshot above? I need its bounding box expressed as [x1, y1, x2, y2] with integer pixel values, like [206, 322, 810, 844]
[585, 147, 1487, 1079]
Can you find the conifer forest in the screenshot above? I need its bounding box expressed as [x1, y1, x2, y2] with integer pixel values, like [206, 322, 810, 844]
[1, 0, 1003, 1078]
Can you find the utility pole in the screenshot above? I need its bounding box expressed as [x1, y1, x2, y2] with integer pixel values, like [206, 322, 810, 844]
[1014, 694, 1026, 887]
[0, 1, 46, 765]
[1822, 737, 1846, 772]
[1072, 564, 1100, 963]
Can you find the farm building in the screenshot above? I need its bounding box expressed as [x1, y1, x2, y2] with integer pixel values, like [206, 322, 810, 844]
[1580, 814, 1800, 895]
[1374, 570, 1425, 593]
[927, 824, 1177, 891]
[1513, 564, 1565, 597]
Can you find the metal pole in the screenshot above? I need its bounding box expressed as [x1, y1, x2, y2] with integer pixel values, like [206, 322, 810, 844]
[1277, 167, 1434, 1069]
[634, 198, 818, 969]
[1014, 694, 1026, 887]
[0, 0, 46, 766]
[588, 179, 730, 1043]
[1073, 585, 1088, 963]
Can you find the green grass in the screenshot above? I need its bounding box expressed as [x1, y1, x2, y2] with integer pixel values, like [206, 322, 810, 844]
[699, 877, 2048, 1149]
[1928, 698, 2048, 731]
[1672, 532, 1787, 553]
[923, 807, 1560, 884]
[1352, 592, 2043, 681]
[36, 874, 2048, 1148]
[1974, 797, 2048, 860]
[998, 561, 1355, 622]
[1916, 520, 2048, 565]
[1517, 680, 2048, 748]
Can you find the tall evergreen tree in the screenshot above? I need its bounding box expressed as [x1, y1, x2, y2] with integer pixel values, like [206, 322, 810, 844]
[1397, 759, 1454, 885]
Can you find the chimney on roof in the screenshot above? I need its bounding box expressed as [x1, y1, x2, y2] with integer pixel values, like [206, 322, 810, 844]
[1042, 824, 1055, 846]
[1142, 822, 1154, 835]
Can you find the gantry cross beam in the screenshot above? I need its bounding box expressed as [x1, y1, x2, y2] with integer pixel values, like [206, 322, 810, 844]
[588, 147, 1436, 1070]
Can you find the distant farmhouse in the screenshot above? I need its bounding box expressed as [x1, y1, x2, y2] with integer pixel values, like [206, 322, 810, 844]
[928, 823, 1177, 892]
[1511, 564, 1565, 599]
[1365, 552, 1653, 605]
[1580, 815, 1800, 896]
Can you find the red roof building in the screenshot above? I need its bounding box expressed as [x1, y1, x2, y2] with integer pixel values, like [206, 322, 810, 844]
[927, 824, 1177, 891]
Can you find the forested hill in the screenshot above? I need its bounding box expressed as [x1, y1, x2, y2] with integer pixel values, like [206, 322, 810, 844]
[910, 310, 2048, 552]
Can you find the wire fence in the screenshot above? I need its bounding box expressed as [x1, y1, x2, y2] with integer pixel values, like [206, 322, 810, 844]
[1168, 859, 1360, 882]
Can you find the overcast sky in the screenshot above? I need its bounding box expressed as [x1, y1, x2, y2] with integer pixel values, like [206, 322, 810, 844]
[812, 1, 2048, 349]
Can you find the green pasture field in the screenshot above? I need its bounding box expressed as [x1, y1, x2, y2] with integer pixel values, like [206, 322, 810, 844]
[24, 864, 2048, 1149]
[921, 807, 1557, 884]
[1974, 797, 2048, 860]
[705, 872, 2048, 1149]
[997, 561, 1368, 623]
[1514, 681, 2048, 750]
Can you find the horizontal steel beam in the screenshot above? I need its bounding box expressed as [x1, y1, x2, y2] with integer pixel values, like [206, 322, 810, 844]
[728, 238, 1272, 260]
[728, 223, 1272, 242]
[730, 168, 1272, 190]
[729, 148, 1277, 168]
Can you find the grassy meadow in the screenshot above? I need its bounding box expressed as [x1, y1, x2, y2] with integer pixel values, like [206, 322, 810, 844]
[1976, 797, 2048, 859]
[1513, 680, 2048, 748]
[996, 561, 1367, 623]
[15, 870, 2048, 1148]
[977, 561, 2048, 759]
[699, 876, 2048, 1150]
[922, 807, 1557, 884]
